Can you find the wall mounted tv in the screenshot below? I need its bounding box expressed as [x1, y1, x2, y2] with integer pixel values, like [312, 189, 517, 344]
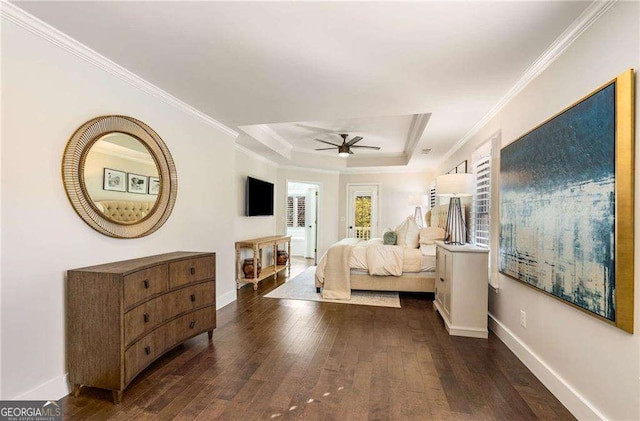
[245, 176, 274, 216]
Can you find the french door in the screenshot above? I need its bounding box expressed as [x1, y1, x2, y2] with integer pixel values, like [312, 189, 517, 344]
[347, 184, 379, 240]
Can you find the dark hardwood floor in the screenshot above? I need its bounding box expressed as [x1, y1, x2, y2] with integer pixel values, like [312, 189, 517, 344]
[61, 257, 575, 420]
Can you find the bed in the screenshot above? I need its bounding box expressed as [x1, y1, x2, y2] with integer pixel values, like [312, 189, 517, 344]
[315, 205, 458, 299]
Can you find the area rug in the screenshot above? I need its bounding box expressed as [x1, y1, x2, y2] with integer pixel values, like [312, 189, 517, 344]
[264, 266, 401, 308]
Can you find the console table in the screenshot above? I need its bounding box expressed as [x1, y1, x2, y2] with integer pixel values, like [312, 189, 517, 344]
[235, 235, 291, 290]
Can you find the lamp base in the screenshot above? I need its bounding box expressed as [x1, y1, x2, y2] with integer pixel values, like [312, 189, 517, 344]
[445, 197, 466, 245]
[413, 206, 424, 228]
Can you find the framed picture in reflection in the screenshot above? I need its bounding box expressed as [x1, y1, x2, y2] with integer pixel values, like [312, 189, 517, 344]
[103, 168, 126, 192]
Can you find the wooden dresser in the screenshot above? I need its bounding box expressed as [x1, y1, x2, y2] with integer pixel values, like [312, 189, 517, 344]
[67, 252, 216, 404]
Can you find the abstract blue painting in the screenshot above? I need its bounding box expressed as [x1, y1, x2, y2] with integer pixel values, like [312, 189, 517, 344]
[500, 83, 615, 320]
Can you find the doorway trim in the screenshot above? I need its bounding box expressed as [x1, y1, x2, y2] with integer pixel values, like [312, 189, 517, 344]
[345, 183, 381, 239]
[285, 179, 321, 264]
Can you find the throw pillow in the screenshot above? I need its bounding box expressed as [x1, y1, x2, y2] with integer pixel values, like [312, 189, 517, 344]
[395, 217, 410, 247]
[396, 216, 420, 248]
[404, 216, 421, 248]
[383, 230, 397, 245]
[419, 227, 446, 245]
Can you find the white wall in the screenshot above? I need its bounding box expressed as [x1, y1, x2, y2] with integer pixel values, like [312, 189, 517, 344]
[338, 171, 433, 239]
[1, 18, 238, 400]
[437, 3, 640, 419]
[276, 168, 340, 259]
[234, 147, 278, 264]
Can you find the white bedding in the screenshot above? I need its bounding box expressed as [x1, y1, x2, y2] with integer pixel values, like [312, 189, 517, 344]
[348, 238, 435, 273]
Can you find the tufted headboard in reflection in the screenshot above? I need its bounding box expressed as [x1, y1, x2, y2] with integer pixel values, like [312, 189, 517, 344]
[93, 201, 155, 224]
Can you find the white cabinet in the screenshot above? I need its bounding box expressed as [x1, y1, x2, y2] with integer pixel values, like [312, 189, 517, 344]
[433, 241, 489, 338]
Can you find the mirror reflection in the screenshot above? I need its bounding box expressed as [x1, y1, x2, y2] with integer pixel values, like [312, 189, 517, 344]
[83, 132, 160, 224]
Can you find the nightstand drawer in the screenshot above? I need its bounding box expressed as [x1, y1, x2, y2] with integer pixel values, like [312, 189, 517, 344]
[169, 256, 215, 288]
[123, 264, 168, 309]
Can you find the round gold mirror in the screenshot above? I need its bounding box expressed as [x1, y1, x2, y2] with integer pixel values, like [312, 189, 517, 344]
[62, 115, 177, 238]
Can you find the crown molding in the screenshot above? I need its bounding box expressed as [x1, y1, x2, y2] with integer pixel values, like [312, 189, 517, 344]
[341, 166, 434, 175]
[92, 141, 156, 166]
[403, 113, 431, 158]
[234, 143, 279, 167]
[0, 1, 239, 139]
[438, 0, 617, 165]
[278, 165, 340, 175]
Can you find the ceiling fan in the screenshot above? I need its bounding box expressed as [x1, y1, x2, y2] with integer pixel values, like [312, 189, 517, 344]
[314, 133, 381, 157]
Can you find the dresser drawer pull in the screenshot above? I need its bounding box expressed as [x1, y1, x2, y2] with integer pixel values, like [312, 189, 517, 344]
[190, 294, 196, 302]
[143, 279, 150, 289]
[190, 267, 196, 275]
[440, 278, 445, 283]
[144, 346, 151, 355]
[143, 313, 149, 323]
[189, 321, 196, 329]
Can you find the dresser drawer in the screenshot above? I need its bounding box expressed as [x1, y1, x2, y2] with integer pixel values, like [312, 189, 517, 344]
[171, 281, 215, 315]
[124, 281, 215, 346]
[124, 296, 165, 347]
[171, 305, 216, 344]
[169, 256, 215, 288]
[123, 264, 168, 309]
[124, 306, 216, 385]
[124, 324, 167, 385]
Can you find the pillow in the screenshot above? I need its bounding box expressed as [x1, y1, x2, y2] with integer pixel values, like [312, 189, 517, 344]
[383, 230, 397, 245]
[396, 216, 420, 248]
[419, 227, 446, 245]
[424, 209, 432, 227]
[419, 243, 436, 256]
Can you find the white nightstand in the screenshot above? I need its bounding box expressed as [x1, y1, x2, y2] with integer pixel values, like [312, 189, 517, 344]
[433, 241, 489, 338]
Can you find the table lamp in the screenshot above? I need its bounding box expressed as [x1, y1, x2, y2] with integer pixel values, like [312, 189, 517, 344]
[408, 194, 428, 227]
[435, 173, 475, 244]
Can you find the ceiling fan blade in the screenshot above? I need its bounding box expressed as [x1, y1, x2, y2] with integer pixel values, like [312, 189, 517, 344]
[351, 145, 381, 150]
[314, 138, 341, 147]
[314, 147, 337, 151]
[346, 136, 363, 146]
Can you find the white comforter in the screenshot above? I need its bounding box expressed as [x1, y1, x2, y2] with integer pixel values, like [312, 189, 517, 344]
[348, 238, 423, 275]
[316, 238, 430, 300]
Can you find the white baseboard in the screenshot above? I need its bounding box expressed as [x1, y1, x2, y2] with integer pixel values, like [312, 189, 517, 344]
[488, 314, 605, 420]
[12, 373, 70, 401]
[216, 289, 236, 310]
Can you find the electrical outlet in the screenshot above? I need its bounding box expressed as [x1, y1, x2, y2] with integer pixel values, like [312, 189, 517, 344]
[520, 310, 527, 328]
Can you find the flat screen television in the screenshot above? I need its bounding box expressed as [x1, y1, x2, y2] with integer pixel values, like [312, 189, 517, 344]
[245, 176, 274, 216]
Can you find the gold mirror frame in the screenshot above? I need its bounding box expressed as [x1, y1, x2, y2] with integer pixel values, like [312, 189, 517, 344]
[62, 115, 177, 238]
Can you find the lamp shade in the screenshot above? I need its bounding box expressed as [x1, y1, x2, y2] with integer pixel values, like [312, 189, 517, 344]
[408, 194, 428, 207]
[435, 173, 475, 197]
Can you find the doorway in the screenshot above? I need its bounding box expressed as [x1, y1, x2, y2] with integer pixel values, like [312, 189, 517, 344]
[286, 181, 319, 263]
[346, 184, 379, 240]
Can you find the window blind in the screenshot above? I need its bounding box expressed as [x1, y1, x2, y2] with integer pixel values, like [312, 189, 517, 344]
[473, 155, 491, 247]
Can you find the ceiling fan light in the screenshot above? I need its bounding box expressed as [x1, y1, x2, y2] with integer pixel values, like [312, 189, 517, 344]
[338, 144, 350, 157]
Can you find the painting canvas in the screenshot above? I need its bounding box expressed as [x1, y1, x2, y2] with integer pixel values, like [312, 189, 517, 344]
[127, 173, 148, 194]
[499, 70, 634, 333]
[103, 168, 126, 192]
[148, 177, 160, 195]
